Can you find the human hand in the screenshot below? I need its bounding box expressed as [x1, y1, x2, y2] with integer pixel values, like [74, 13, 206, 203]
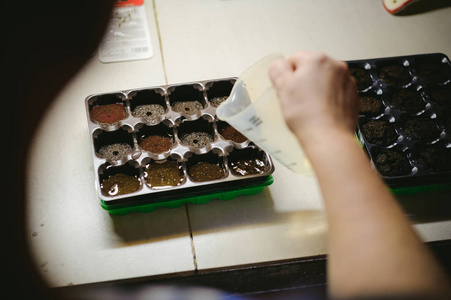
[269, 51, 360, 147]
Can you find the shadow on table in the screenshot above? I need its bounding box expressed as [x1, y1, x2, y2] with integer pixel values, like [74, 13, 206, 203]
[396, 190, 451, 223]
[109, 187, 327, 246]
[109, 185, 451, 246]
[395, 0, 451, 16]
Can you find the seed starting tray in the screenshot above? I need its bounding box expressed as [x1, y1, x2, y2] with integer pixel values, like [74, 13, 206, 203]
[349, 53, 451, 194]
[85, 78, 275, 214]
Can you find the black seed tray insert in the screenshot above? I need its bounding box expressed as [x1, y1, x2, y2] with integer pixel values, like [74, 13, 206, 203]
[350, 53, 451, 189]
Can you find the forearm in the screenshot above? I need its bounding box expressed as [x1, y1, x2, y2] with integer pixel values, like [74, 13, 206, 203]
[302, 129, 451, 298]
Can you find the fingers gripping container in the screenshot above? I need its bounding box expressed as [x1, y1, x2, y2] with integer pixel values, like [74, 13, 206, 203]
[349, 53, 451, 194]
[85, 78, 275, 215]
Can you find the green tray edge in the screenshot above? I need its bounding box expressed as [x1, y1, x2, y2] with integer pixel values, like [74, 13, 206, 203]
[390, 182, 451, 195]
[101, 175, 274, 215]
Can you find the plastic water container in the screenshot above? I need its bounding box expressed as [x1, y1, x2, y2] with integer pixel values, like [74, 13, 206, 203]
[216, 53, 313, 175]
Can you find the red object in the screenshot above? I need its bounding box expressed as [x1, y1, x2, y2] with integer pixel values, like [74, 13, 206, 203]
[91, 104, 126, 124]
[382, 0, 419, 14]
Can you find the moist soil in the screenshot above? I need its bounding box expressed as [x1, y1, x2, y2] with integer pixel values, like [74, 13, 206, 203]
[188, 162, 224, 182]
[402, 116, 440, 142]
[219, 125, 247, 143]
[91, 104, 127, 124]
[145, 160, 184, 187]
[417, 64, 451, 84]
[360, 96, 384, 116]
[430, 88, 451, 108]
[391, 89, 424, 114]
[101, 174, 140, 196]
[140, 135, 173, 153]
[415, 144, 451, 172]
[373, 148, 412, 177]
[360, 119, 398, 146]
[350, 68, 373, 90]
[229, 158, 266, 176]
[378, 65, 411, 86]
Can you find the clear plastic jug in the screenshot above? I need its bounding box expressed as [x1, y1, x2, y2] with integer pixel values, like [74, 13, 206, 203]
[216, 53, 313, 175]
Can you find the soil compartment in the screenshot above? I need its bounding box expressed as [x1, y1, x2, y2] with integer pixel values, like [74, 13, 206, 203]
[168, 84, 205, 115]
[227, 147, 269, 176]
[206, 80, 235, 107]
[371, 147, 412, 177]
[412, 142, 451, 173]
[136, 122, 174, 154]
[359, 118, 399, 147]
[349, 63, 372, 91]
[400, 115, 441, 142]
[186, 151, 226, 182]
[388, 86, 425, 114]
[359, 89, 384, 117]
[177, 117, 215, 149]
[376, 60, 411, 86]
[143, 157, 185, 188]
[99, 161, 141, 197]
[89, 93, 127, 124]
[217, 121, 247, 143]
[129, 89, 167, 124]
[93, 126, 135, 161]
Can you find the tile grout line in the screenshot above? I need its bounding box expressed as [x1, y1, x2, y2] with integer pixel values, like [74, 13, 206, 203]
[185, 204, 198, 271]
[153, 0, 196, 272]
[152, 0, 168, 85]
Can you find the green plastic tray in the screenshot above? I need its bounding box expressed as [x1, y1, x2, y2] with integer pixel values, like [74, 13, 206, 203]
[101, 175, 274, 215]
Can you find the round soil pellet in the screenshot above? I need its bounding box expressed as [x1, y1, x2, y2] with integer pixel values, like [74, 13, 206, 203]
[360, 96, 383, 116]
[230, 158, 266, 176]
[180, 132, 213, 148]
[430, 88, 451, 108]
[189, 162, 224, 182]
[91, 104, 126, 124]
[350, 68, 373, 90]
[172, 101, 203, 115]
[361, 120, 398, 146]
[98, 143, 133, 160]
[374, 149, 412, 177]
[101, 174, 140, 196]
[145, 160, 184, 187]
[219, 125, 247, 143]
[416, 145, 451, 172]
[140, 135, 173, 153]
[209, 96, 228, 108]
[378, 65, 411, 86]
[132, 104, 165, 122]
[417, 64, 450, 84]
[391, 89, 424, 114]
[402, 117, 440, 142]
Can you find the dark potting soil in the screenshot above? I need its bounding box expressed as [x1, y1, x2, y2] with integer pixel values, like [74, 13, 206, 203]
[391, 89, 424, 114]
[373, 148, 412, 177]
[430, 88, 451, 108]
[350, 68, 372, 90]
[360, 96, 384, 116]
[402, 116, 440, 142]
[416, 144, 451, 172]
[219, 125, 247, 143]
[417, 64, 450, 84]
[361, 120, 398, 146]
[378, 65, 411, 86]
